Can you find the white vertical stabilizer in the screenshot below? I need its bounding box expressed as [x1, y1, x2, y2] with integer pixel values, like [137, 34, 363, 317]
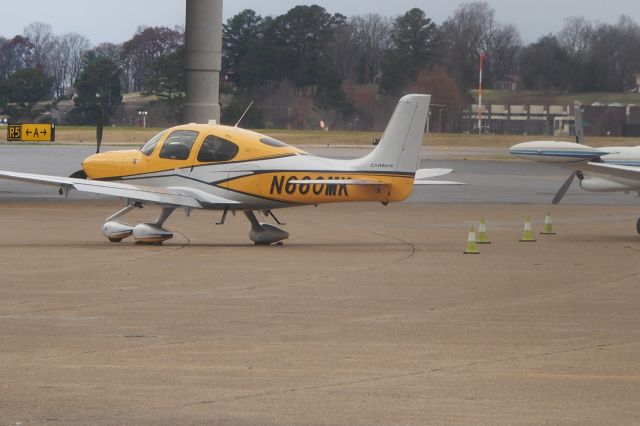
[351, 94, 430, 174]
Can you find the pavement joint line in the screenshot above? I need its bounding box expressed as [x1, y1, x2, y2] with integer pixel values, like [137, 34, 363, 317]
[228, 231, 415, 294]
[177, 339, 637, 408]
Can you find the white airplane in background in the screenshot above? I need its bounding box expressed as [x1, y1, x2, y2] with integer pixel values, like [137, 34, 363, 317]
[510, 104, 640, 233]
[0, 94, 462, 245]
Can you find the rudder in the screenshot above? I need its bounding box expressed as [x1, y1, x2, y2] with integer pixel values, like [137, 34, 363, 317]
[352, 94, 431, 174]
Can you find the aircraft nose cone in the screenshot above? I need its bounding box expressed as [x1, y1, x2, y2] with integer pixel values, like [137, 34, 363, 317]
[82, 151, 126, 179]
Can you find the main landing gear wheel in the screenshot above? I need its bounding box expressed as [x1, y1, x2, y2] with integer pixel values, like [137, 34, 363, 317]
[636, 218, 640, 235]
[244, 211, 289, 245]
[101, 204, 176, 244]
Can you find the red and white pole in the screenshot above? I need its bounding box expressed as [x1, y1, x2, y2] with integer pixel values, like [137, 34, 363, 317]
[478, 50, 485, 134]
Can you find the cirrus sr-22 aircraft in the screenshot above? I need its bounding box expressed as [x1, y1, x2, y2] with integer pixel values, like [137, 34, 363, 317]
[0, 94, 461, 245]
[510, 104, 640, 233]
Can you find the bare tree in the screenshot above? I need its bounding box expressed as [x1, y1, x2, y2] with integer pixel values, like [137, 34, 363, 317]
[63, 33, 91, 89]
[92, 42, 122, 63]
[121, 26, 183, 93]
[488, 24, 522, 84]
[558, 16, 594, 57]
[615, 15, 640, 90]
[349, 14, 392, 84]
[47, 33, 91, 98]
[326, 18, 358, 83]
[439, 1, 521, 89]
[0, 36, 34, 79]
[47, 37, 69, 98]
[23, 22, 53, 68]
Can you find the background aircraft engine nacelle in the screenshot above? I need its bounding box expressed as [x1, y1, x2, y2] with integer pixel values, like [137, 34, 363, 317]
[102, 221, 134, 240]
[579, 177, 631, 192]
[132, 223, 174, 243]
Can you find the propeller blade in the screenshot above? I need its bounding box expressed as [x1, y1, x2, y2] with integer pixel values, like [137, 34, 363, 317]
[552, 172, 576, 205]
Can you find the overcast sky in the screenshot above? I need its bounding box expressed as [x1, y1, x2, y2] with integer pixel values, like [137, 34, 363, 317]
[1, 0, 638, 45]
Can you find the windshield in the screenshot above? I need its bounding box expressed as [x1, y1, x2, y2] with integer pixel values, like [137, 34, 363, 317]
[140, 131, 165, 156]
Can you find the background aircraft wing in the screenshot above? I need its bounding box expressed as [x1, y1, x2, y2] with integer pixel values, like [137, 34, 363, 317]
[582, 162, 640, 181]
[0, 170, 238, 208]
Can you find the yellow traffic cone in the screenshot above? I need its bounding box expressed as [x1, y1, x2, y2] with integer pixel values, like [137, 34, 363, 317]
[464, 226, 480, 254]
[519, 217, 536, 242]
[477, 218, 491, 244]
[540, 212, 556, 235]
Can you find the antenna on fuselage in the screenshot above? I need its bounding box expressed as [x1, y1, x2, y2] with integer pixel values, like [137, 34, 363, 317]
[234, 101, 254, 128]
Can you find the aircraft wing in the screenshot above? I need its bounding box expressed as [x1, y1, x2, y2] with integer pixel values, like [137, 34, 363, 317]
[0, 170, 239, 208]
[582, 162, 640, 181]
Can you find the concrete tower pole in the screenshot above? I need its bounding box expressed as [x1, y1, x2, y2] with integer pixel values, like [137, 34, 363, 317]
[183, 0, 222, 124]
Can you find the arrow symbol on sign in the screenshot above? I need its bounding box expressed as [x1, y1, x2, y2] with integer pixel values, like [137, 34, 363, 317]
[26, 129, 32, 136]
[42, 129, 47, 136]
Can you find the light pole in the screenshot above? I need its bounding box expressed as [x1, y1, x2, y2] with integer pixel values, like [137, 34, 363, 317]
[478, 50, 485, 134]
[431, 104, 447, 133]
[138, 110, 148, 128]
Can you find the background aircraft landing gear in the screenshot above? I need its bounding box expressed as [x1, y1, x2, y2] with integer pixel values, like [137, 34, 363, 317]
[244, 211, 288, 245]
[636, 218, 640, 235]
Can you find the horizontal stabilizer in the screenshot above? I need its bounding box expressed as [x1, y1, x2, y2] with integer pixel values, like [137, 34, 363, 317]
[413, 167, 463, 185]
[413, 180, 465, 185]
[414, 168, 453, 180]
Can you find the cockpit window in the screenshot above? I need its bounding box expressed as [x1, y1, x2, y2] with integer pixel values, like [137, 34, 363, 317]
[260, 137, 288, 147]
[140, 131, 164, 156]
[197, 135, 239, 162]
[159, 130, 198, 160]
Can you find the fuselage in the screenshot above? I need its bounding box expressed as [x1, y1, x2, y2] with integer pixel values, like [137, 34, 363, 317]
[82, 124, 415, 210]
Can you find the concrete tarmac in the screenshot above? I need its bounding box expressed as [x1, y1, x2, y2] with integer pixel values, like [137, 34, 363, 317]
[1, 199, 640, 425]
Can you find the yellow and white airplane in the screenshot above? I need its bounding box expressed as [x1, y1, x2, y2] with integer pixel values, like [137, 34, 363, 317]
[0, 94, 460, 244]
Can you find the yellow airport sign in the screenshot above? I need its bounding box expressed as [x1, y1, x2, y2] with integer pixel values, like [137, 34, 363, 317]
[6, 123, 55, 142]
[7, 124, 21, 141]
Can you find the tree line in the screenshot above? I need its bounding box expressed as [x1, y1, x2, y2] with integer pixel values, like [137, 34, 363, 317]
[1, 1, 640, 132]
